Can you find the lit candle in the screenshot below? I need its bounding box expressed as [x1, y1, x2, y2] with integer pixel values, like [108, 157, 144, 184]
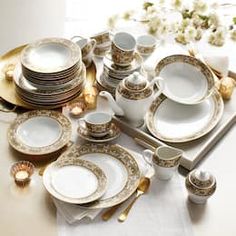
[15, 170, 29, 182]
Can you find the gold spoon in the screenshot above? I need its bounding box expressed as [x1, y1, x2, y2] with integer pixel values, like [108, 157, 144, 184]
[118, 177, 150, 222]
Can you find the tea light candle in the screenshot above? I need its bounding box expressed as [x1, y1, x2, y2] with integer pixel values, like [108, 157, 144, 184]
[15, 170, 29, 182]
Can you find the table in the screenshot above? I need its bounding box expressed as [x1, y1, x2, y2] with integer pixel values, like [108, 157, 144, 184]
[0, 0, 236, 235]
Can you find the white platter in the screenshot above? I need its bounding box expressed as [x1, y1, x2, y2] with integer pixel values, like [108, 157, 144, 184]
[145, 89, 224, 143]
[43, 159, 107, 204]
[57, 143, 140, 209]
[8, 110, 71, 155]
[155, 54, 215, 105]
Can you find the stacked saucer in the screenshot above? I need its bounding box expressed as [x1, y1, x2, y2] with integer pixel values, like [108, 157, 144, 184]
[13, 38, 85, 109]
[97, 52, 142, 95]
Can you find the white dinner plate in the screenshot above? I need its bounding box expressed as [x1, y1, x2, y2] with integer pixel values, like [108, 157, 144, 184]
[43, 159, 107, 204]
[145, 89, 224, 143]
[8, 110, 71, 155]
[57, 143, 141, 209]
[155, 54, 215, 104]
[21, 38, 81, 73]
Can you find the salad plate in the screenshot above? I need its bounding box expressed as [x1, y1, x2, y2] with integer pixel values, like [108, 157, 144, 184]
[145, 89, 224, 143]
[155, 54, 215, 105]
[57, 143, 140, 209]
[43, 158, 107, 204]
[8, 110, 71, 155]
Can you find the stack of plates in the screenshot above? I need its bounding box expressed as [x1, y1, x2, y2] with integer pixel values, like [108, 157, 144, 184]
[43, 143, 141, 208]
[13, 38, 85, 109]
[97, 52, 142, 95]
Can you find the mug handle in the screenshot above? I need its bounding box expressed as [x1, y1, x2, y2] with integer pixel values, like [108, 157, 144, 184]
[150, 76, 165, 100]
[142, 149, 154, 167]
[71, 35, 84, 42]
[90, 39, 97, 50]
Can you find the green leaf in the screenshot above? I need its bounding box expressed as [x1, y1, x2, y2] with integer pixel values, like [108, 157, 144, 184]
[233, 17, 236, 25]
[143, 2, 154, 11]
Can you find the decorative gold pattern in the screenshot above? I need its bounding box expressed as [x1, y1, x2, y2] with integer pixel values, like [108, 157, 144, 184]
[125, 80, 146, 90]
[21, 38, 81, 73]
[8, 110, 71, 155]
[111, 43, 134, 66]
[57, 143, 141, 209]
[94, 44, 111, 57]
[47, 158, 107, 204]
[117, 80, 152, 100]
[145, 89, 224, 142]
[91, 33, 110, 45]
[137, 45, 156, 55]
[86, 122, 111, 134]
[153, 155, 181, 168]
[155, 54, 215, 103]
[77, 123, 121, 143]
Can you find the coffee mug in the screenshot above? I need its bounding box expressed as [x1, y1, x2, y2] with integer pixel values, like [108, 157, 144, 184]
[78, 112, 112, 137]
[111, 32, 136, 66]
[71, 36, 96, 67]
[143, 146, 183, 180]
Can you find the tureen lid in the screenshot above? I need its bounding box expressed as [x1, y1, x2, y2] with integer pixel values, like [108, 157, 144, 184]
[189, 169, 216, 189]
[124, 72, 147, 90]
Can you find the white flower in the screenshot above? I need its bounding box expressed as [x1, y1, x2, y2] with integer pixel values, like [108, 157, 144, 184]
[208, 27, 227, 46]
[172, 0, 182, 10]
[181, 18, 192, 28]
[184, 26, 197, 41]
[107, 15, 119, 29]
[175, 31, 188, 44]
[147, 15, 162, 33]
[195, 28, 203, 40]
[208, 12, 221, 27]
[193, 0, 207, 13]
[146, 5, 158, 15]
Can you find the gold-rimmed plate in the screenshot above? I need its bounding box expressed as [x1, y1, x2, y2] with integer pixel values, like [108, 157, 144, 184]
[43, 158, 107, 204]
[57, 143, 141, 209]
[8, 110, 72, 155]
[21, 38, 81, 74]
[145, 89, 224, 143]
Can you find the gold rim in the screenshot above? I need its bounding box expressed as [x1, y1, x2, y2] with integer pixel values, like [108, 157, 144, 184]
[57, 143, 141, 209]
[8, 110, 71, 155]
[21, 38, 81, 73]
[43, 159, 107, 204]
[145, 89, 224, 143]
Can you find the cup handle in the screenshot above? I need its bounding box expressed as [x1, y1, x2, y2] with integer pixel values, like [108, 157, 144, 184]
[71, 35, 84, 42]
[150, 76, 165, 100]
[90, 39, 97, 50]
[142, 149, 154, 167]
[78, 118, 86, 128]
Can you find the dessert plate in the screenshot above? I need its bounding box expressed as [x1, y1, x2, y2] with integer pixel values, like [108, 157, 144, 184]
[155, 54, 215, 104]
[8, 110, 71, 155]
[43, 159, 107, 204]
[145, 89, 224, 143]
[21, 38, 81, 73]
[57, 143, 140, 209]
[77, 123, 121, 143]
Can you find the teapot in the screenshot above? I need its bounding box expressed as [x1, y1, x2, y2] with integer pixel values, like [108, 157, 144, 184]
[99, 72, 164, 127]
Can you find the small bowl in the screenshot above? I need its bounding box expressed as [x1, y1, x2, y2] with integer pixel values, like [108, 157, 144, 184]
[185, 169, 216, 204]
[10, 161, 35, 186]
[137, 35, 157, 56]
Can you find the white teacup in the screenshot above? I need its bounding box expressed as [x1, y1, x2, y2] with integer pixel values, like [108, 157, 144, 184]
[137, 34, 157, 56]
[143, 146, 183, 180]
[71, 36, 96, 67]
[111, 32, 136, 66]
[78, 112, 112, 137]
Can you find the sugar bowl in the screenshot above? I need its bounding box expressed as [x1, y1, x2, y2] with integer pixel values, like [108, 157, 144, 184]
[185, 169, 216, 204]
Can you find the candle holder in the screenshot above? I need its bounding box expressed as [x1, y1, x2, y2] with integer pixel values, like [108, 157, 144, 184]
[10, 161, 35, 186]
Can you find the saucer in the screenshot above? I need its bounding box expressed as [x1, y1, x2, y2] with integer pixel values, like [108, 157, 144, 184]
[77, 123, 121, 143]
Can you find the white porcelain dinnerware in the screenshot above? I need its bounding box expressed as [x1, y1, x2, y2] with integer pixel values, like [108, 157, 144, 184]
[57, 143, 141, 209]
[8, 110, 71, 155]
[99, 72, 164, 127]
[145, 89, 224, 143]
[137, 34, 157, 56]
[78, 112, 112, 137]
[71, 36, 96, 68]
[185, 169, 216, 204]
[21, 38, 81, 73]
[77, 123, 120, 143]
[111, 32, 136, 66]
[91, 30, 111, 45]
[155, 54, 215, 105]
[43, 158, 107, 204]
[143, 146, 183, 180]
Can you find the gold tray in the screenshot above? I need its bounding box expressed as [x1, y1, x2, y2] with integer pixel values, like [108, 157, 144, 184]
[0, 45, 97, 109]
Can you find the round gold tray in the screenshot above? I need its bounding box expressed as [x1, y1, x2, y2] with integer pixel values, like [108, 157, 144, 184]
[0, 45, 97, 109]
